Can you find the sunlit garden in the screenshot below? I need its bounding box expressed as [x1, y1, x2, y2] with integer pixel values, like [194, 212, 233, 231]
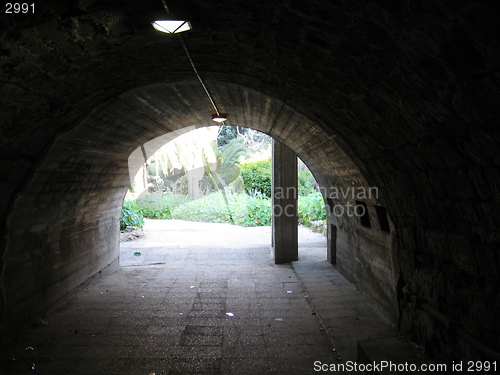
[120, 126, 326, 234]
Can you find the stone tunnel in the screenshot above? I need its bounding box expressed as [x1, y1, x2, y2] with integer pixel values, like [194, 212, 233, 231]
[1, 0, 499, 367]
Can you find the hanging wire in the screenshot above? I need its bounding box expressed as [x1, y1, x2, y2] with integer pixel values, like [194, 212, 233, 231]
[161, 0, 222, 117]
[160, 0, 171, 15]
[178, 35, 221, 117]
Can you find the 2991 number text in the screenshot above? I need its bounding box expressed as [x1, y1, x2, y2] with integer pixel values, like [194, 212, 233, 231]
[5, 3, 35, 14]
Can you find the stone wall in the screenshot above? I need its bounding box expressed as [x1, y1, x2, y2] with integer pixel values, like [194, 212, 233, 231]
[2, 137, 126, 329]
[331, 203, 398, 323]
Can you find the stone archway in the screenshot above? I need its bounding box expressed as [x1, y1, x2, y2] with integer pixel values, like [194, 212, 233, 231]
[1, 80, 397, 335]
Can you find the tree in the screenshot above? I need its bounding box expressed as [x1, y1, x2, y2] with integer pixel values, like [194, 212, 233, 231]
[202, 137, 248, 223]
[154, 127, 219, 198]
[217, 125, 247, 147]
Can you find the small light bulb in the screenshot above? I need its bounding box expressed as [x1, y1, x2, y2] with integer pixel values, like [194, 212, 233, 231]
[212, 114, 228, 123]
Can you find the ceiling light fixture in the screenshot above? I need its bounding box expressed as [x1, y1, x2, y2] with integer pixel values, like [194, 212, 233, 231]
[152, 20, 192, 34]
[212, 114, 228, 123]
[155, 0, 228, 125]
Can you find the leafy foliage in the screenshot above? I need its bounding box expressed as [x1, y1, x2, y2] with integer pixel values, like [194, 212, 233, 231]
[203, 138, 248, 193]
[217, 138, 248, 169]
[240, 158, 316, 198]
[298, 170, 316, 196]
[136, 194, 193, 219]
[171, 192, 271, 226]
[298, 192, 327, 226]
[165, 194, 194, 207]
[121, 190, 326, 232]
[217, 125, 247, 147]
[202, 138, 249, 223]
[241, 196, 272, 226]
[120, 200, 144, 229]
[240, 158, 272, 198]
[170, 191, 326, 228]
[136, 194, 171, 219]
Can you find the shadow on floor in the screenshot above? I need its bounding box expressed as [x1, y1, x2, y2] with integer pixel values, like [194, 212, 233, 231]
[1, 220, 393, 375]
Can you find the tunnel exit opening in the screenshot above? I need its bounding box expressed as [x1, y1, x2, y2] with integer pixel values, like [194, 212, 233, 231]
[121, 125, 329, 267]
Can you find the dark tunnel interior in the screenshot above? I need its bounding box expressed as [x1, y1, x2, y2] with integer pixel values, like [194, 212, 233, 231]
[1, 0, 500, 365]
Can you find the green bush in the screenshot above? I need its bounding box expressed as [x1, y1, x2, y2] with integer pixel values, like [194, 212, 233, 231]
[240, 158, 272, 198]
[298, 192, 326, 226]
[120, 200, 144, 229]
[137, 194, 171, 219]
[298, 170, 316, 196]
[171, 192, 271, 226]
[241, 158, 318, 198]
[134, 190, 326, 230]
[164, 194, 194, 208]
[241, 195, 272, 226]
[136, 194, 193, 219]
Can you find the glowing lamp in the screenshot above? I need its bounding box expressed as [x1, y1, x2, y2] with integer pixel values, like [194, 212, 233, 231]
[152, 20, 192, 34]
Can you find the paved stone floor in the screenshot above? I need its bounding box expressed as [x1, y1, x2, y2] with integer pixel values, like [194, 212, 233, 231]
[2, 220, 393, 374]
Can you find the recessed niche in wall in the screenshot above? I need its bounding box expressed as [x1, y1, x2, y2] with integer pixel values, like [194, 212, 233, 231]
[328, 224, 337, 265]
[326, 197, 334, 213]
[355, 201, 371, 228]
[375, 205, 390, 233]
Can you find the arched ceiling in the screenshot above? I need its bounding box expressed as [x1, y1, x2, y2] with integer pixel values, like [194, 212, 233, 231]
[37, 79, 370, 205]
[2, 0, 498, 169]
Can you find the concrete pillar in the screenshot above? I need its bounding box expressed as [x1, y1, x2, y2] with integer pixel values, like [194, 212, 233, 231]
[272, 139, 298, 264]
